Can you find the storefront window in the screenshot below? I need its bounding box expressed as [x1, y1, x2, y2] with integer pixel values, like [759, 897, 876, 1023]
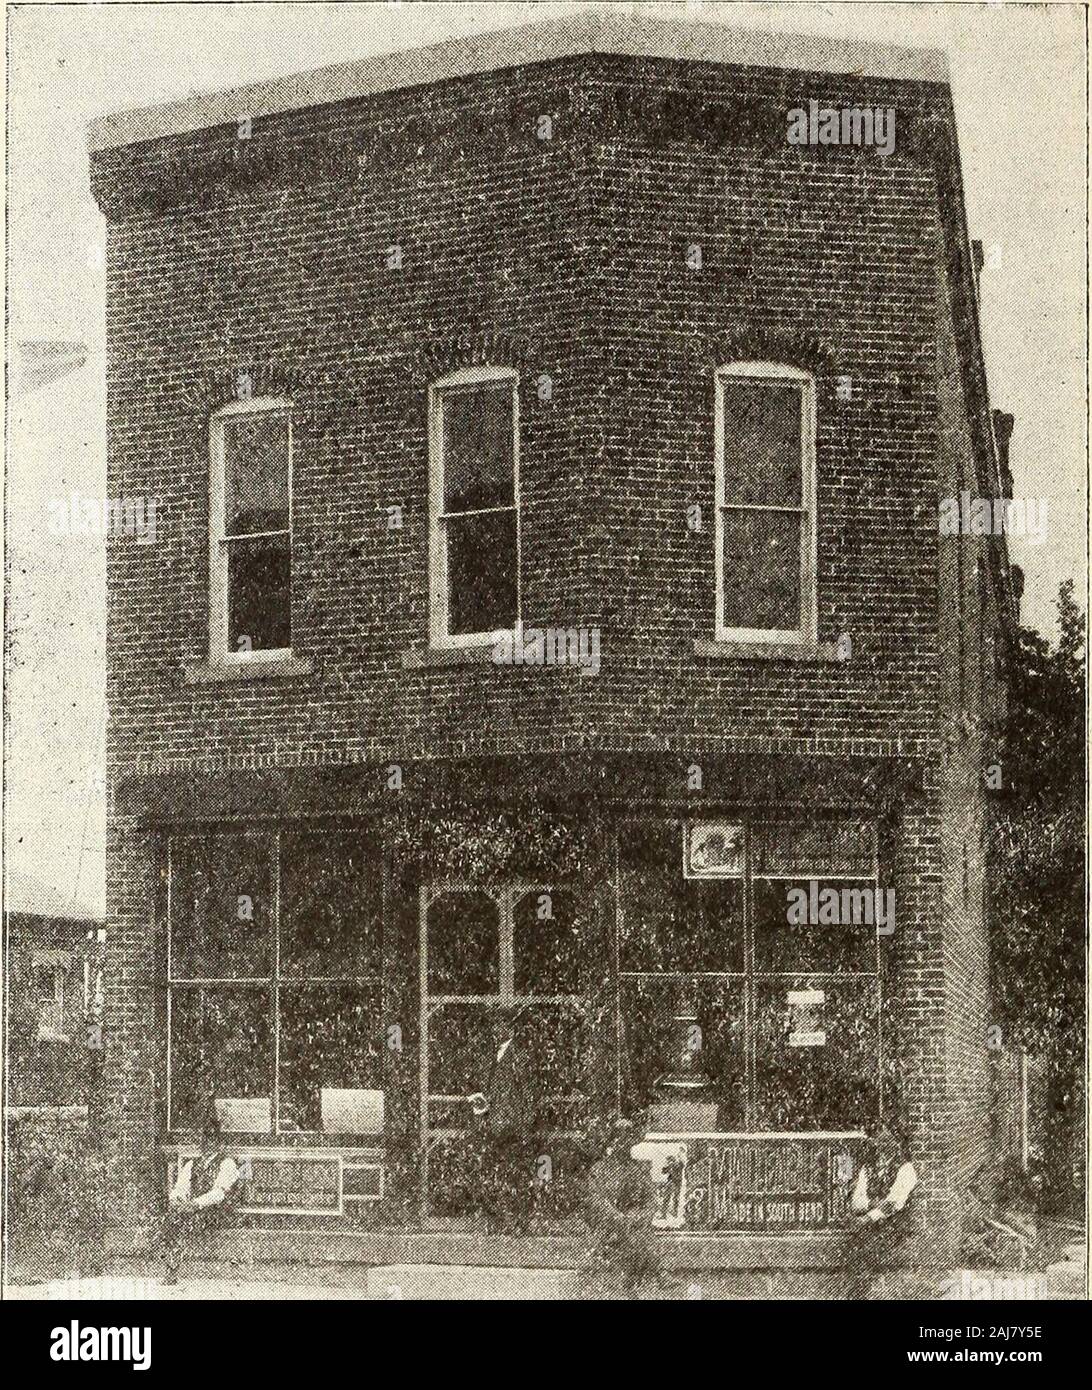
[752, 978, 880, 1131]
[753, 878, 878, 974]
[169, 835, 272, 979]
[617, 816, 883, 1134]
[280, 831, 381, 978]
[620, 978, 745, 1128]
[618, 821, 745, 1128]
[278, 984, 382, 1133]
[167, 829, 383, 1134]
[619, 821, 744, 973]
[169, 985, 273, 1131]
[751, 818, 880, 1130]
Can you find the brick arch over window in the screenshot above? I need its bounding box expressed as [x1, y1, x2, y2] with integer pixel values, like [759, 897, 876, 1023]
[416, 330, 536, 381]
[182, 362, 332, 428]
[700, 328, 835, 380]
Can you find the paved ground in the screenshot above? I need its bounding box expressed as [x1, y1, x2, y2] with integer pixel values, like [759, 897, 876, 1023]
[7, 1228, 1085, 1303]
[7, 1264, 1080, 1300]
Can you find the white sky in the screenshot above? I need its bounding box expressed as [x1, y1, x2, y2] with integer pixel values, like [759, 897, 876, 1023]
[3, 1, 1087, 916]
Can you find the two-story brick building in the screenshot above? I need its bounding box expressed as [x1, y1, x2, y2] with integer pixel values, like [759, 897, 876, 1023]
[88, 12, 1015, 1271]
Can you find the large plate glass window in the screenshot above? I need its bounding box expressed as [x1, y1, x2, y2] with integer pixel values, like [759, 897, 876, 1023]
[616, 816, 882, 1134]
[167, 829, 383, 1139]
[618, 821, 746, 1127]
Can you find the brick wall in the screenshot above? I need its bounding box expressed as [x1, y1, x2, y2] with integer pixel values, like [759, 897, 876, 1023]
[100, 815, 161, 1249]
[935, 216, 1003, 1227]
[92, 51, 1001, 1257]
[92, 55, 956, 774]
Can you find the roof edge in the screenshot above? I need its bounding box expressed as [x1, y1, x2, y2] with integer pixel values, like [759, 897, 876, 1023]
[87, 11, 949, 153]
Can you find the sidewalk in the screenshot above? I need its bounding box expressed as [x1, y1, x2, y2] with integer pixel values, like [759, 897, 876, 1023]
[6, 1262, 1082, 1301]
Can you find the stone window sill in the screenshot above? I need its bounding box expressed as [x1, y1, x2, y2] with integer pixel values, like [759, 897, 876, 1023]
[402, 644, 501, 670]
[693, 638, 844, 663]
[184, 656, 314, 683]
[402, 644, 590, 672]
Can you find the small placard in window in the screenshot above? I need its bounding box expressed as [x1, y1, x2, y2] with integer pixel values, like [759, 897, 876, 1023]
[684, 821, 744, 879]
[787, 988, 826, 1046]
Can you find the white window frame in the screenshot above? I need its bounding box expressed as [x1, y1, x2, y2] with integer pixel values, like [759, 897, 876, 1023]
[714, 362, 817, 645]
[428, 365, 521, 649]
[33, 950, 71, 1043]
[209, 396, 293, 664]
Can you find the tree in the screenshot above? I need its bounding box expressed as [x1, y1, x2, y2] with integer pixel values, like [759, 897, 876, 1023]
[990, 580, 1085, 1208]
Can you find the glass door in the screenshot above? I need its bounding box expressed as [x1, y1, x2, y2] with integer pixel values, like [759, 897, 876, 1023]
[418, 881, 591, 1223]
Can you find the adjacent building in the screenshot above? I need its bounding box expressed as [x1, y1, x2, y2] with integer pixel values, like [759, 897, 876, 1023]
[4, 879, 103, 1110]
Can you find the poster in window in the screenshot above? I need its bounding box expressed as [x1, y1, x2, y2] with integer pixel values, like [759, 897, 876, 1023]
[786, 987, 826, 1046]
[684, 821, 744, 879]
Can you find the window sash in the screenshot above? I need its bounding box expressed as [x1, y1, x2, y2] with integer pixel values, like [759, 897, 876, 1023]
[218, 530, 290, 545]
[718, 503, 807, 635]
[428, 368, 520, 647]
[209, 398, 293, 661]
[714, 365, 816, 644]
[421, 881, 584, 1004]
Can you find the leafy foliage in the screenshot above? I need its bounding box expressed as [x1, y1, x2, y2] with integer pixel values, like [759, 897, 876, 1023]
[390, 803, 595, 884]
[6, 1113, 106, 1277]
[990, 581, 1085, 1060]
[990, 581, 1085, 1207]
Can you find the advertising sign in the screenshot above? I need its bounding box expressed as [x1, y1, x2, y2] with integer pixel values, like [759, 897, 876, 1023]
[641, 1134, 860, 1230]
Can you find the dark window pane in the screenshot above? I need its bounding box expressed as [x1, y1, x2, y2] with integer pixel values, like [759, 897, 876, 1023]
[280, 832, 382, 978]
[753, 978, 879, 1131]
[227, 533, 290, 651]
[619, 821, 743, 973]
[721, 378, 802, 506]
[441, 383, 515, 511]
[223, 411, 290, 536]
[445, 510, 517, 634]
[170, 836, 273, 979]
[753, 820, 876, 878]
[520, 1003, 590, 1130]
[513, 888, 584, 995]
[169, 986, 272, 1130]
[427, 1002, 494, 1126]
[426, 891, 499, 996]
[754, 879, 880, 974]
[620, 979, 744, 1128]
[721, 508, 801, 631]
[277, 984, 382, 1133]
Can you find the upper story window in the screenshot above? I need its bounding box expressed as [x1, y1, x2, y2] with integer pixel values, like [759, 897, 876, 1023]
[429, 366, 519, 646]
[714, 363, 817, 644]
[209, 398, 292, 661]
[32, 951, 71, 1043]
